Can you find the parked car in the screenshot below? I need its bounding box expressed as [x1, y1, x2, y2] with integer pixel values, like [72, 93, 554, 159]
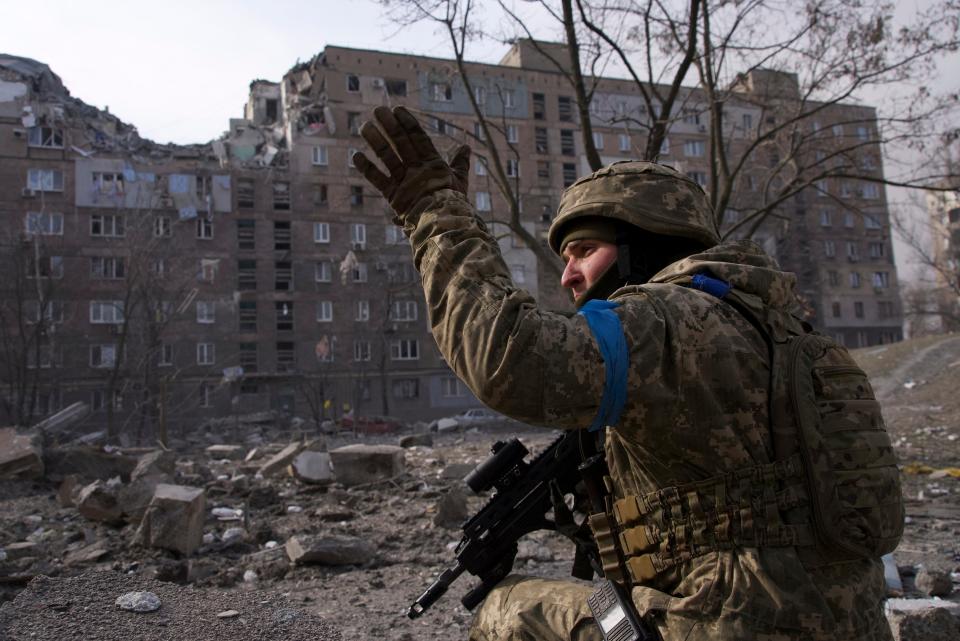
[339, 415, 405, 434]
[430, 407, 516, 433]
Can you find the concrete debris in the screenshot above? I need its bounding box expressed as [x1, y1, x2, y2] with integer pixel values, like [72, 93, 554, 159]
[915, 566, 954, 597]
[328, 444, 406, 487]
[0, 427, 44, 479]
[63, 541, 109, 567]
[284, 535, 374, 566]
[886, 600, 960, 641]
[44, 446, 137, 482]
[134, 484, 206, 556]
[206, 444, 246, 460]
[212, 506, 244, 521]
[56, 474, 81, 508]
[290, 451, 334, 485]
[399, 433, 434, 448]
[30, 402, 89, 435]
[130, 449, 175, 482]
[1, 542, 40, 561]
[115, 591, 162, 613]
[883, 553, 904, 596]
[439, 462, 474, 481]
[433, 488, 470, 529]
[77, 480, 123, 524]
[218, 609, 240, 619]
[258, 441, 306, 477]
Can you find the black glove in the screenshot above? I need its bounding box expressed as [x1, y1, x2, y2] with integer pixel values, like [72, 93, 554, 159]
[353, 106, 470, 226]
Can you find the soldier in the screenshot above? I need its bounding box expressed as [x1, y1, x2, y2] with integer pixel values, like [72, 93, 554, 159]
[353, 106, 898, 641]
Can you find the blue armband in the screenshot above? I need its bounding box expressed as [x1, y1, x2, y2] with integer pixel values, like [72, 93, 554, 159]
[577, 300, 629, 432]
[691, 273, 731, 299]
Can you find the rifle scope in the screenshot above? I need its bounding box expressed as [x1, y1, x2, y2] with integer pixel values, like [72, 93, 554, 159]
[464, 438, 529, 493]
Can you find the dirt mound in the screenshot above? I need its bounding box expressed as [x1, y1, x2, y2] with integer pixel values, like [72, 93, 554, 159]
[0, 571, 341, 641]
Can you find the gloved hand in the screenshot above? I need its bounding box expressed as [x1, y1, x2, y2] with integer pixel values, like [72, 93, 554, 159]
[353, 106, 471, 226]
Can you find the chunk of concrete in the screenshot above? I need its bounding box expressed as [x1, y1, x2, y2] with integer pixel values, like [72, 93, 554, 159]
[57, 474, 81, 508]
[0, 428, 43, 479]
[433, 487, 470, 529]
[206, 444, 245, 460]
[258, 442, 305, 477]
[44, 446, 136, 482]
[77, 480, 124, 524]
[130, 450, 175, 482]
[118, 475, 171, 524]
[915, 566, 954, 597]
[1, 542, 41, 561]
[399, 433, 433, 448]
[134, 484, 206, 556]
[63, 541, 109, 567]
[328, 444, 405, 487]
[886, 601, 960, 641]
[290, 451, 333, 485]
[284, 534, 374, 566]
[30, 402, 89, 435]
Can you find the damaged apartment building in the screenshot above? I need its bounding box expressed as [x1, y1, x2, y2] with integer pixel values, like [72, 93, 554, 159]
[0, 44, 903, 437]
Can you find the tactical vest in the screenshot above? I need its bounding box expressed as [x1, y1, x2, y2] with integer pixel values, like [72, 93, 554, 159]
[589, 282, 905, 586]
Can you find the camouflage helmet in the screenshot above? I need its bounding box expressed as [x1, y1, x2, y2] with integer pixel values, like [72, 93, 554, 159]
[547, 161, 720, 255]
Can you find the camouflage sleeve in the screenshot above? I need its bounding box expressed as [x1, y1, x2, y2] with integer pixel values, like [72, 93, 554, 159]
[405, 189, 666, 428]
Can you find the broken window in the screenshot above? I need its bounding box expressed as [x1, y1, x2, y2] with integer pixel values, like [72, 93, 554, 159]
[532, 93, 545, 120]
[277, 341, 296, 372]
[92, 172, 124, 196]
[25, 255, 62, 280]
[356, 300, 370, 321]
[535, 128, 548, 154]
[432, 82, 453, 102]
[237, 219, 255, 250]
[353, 340, 371, 362]
[560, 130, 575, 156]
[238, 301, 257, 332]
[275, 301, 294, 331]
[558, 96, 573, 122]
[348, 112, 361, 135]
[385, 79, 407, 96]
[158, 344, 174, 367]
[196, 175, 211, 203]
[237, 177, 255, 208]
[392, 378, 419, 399]
[155, 216, 172, 238]
[273, 221, 291, 250]
[562, 163, 577, 187]
[275, 261, 293, 291]
[196, 217, 213, 239]
[28, 126, 64, 148]
[90, 344, 117, 368]
[239, 343, 258, 373]
[272, 181, 291, 210]
[346, 74, 360, 92]
[238, 259, 257, 290]
[90, 256, 125, 280]
[350, 185, 364, 207]
[265, 99, 278, 123]
[314, 184, 328, 206]
[91, 214, 125, 237]
[352, 263, 368, 283]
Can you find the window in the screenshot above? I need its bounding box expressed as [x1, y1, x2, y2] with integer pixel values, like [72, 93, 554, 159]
[273, 221, 291, 250]
[89, 301, 124, 324]
[28, 126, 63, 148]
[348, 112, 361, 135]
[872, 271, 890, 288]
[476, 192, 491, 211]
[441, 377, 467, 398]
[27, 255, 63, 279]
[392, 378, 419, 399]
[843, 212, 855, 228]
[846, 241, 859, 260]
[562, 163, 577, 187]
[385, 79, 407, 96]
[619, 134, 630, 152]
[350, 223, 366, 249]
[277, 341, 296, 371]
[474, 86, 486, 105]
[25, 300, 64, 324]
[390, 339, 419, 361]
[346, 74, 360, 92]
[687, 171, 707, 187]
[272, 181, 290, 210]
[313, 221, 330, 244]
[356, 300, 370, 321]
[592, 132, 604, 150]
[239, 343, 258, 373]
[197, 342, 215, 366]
[878, 301, 895, 319]
[275, 301, 294, 331]
[683, 140, 705, 157]
[90, 344, 117, 369]
[353, 340, 371, 362]
[196, 301, 216, 324]
[827, 270, 840, 286]
[350, 185, 364, 206]
[432, 82, 452, 102]
[237, 259, 257, 290]
[854, 301, 864, 318]
[558, 96, 573, 122]
[352, 263, 368, 283]
[92, 172, 124, 196]
[152, 259, 166, 276]
[506, 125, 519, 144]
[90, 256, 125, 279]
[272, 260, 292, 291]
[313, 300, 333, 323]
[532, 92, 545, 120]
[475, 157, 487, 176]
[312, 145, 329, 166]
[535, 128, 548, 154]
[502, 89, 515, 109]
[864, 214, 882, 230]
[560, 130, 575, 156]
[26, 342, 58, 369]
[536, 161, 550, 183]
[158, 344, 174, 367]
[742, 113, 753, 132]
[473, 121, 486, 142]
[850, 271, 861, 288]
[199, 383, 213, 408]
[506, 159, 520, 178]
[239, 301, 257, 332]
[314, 184, 328, 207]
[824, 240, 836, 258]
[315, 261, 332, 283]
[510, 265, 526, 283]
[237, 219, 255, 249]
[682, 111, 701, 126]
[27, 169, 64, 192]
[815, 179, 829, 196]
[391, 300, 418, 321]
[862, 183, 880, 199]
[91, 390, 106, 412]
[840, 182, 853, 198]
[196, 217, 213, 239]
[196, 175, 211, 202]
[237, 177, 254, 208]
[155, 216, 172, 238]
[831, 302, 842, 318]
[91, 214, 125, 237]
[660, 137, 670, 155]
[388, 262, 417, 284]
[198, 258, 218, 283]
[856, 126, 870, 141]
[25, 212, 63, 235]
[868, 242, 886, 259]
[385, 225, 405, 245]
[819, 210, 832, 227]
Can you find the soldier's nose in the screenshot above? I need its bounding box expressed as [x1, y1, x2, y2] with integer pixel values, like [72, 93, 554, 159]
[560, 262, 582, 290]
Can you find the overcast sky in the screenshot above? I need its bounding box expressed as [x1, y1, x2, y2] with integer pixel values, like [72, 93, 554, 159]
[2, 0, 956, 286]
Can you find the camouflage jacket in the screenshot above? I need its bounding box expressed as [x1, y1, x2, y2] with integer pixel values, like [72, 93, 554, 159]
[406, 189, 892, 640]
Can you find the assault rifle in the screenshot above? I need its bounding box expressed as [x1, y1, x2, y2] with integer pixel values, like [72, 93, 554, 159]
[407, 429, 600, 619]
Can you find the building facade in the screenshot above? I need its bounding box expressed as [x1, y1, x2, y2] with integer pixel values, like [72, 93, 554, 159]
[0, 44, 904, 438]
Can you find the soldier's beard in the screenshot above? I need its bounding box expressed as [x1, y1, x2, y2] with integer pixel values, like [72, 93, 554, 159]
[573, 261, 627, 309]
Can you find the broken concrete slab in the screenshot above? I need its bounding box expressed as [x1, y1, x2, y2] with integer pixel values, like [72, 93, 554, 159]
[439, 462, 474, 481]
[30, 402, 89, 435]
[914, 566, 954, 597]
[44, 446, 137, 482]
[886, 603, 960, 641]
[290, 451, 333, 485]
[57, 474, 81, 508]
[328, 444, 405, 487]
[284, 534, 374, 566]
[133, 484, 206, 556]
[399, 433, 433, 448]
[63, 541, 109, 567]
[258, 442, 306, 477]
[433, 487, 469, 529]
[118, 475, 171, 524]
[0, 427, 43, 479]
[206, 444, 245, 460]
[1, 542, 41, 561]
[130, 450, 175, 482]
[77, 480, 124, 524]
